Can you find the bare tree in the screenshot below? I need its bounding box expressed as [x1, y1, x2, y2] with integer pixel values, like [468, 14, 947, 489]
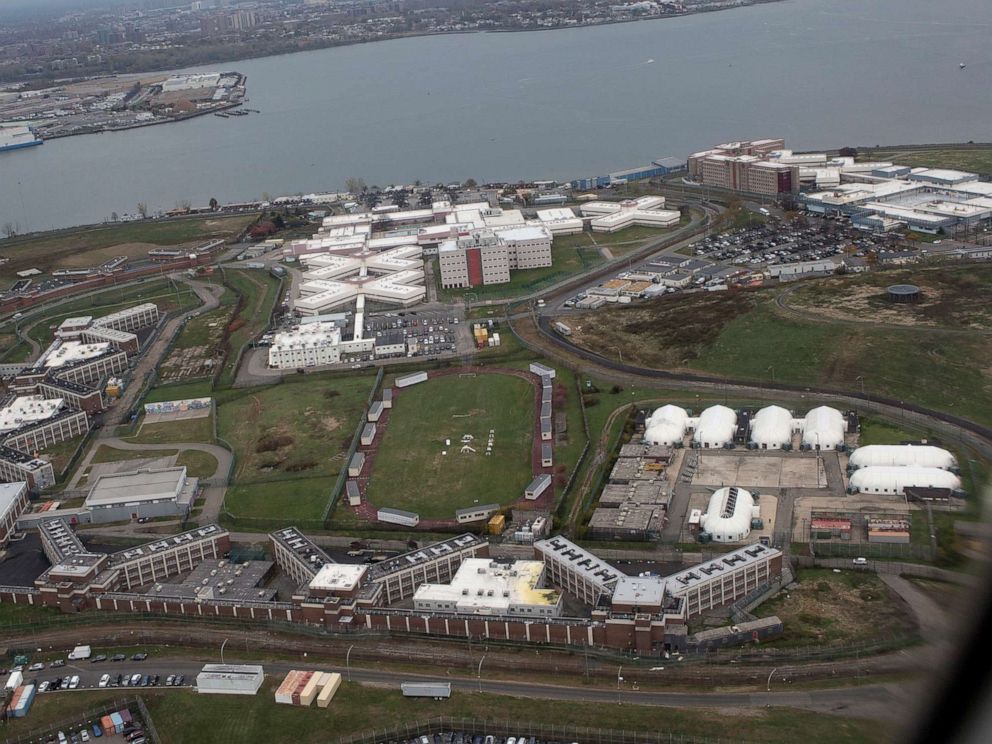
[176, 199, 192, 212]
[345, 177, 367, 196]
[137, 202, 148, 219]
[111, 211, 119, 222]
[2, 222, 16, 238]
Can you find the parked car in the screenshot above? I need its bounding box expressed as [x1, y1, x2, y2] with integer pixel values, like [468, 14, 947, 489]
[28, 662, 44, 672]
[131, 653, 148, 661]
[98, 674, 111, 688]
[853, 557, 868, 566]
[51, 659, 66, 668]
[68, 675, 80, 689]
[110, 654, 126, 662]
[90, 655, 107, 663]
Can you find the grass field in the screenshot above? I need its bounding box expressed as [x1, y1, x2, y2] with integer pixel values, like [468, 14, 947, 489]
[126, 415, 215, 445]
[0, 213, 258, 281]
[89, 445, 217, 478]
[212, 269, 283, 386]
[754, 569, 917, 646]
[861, 147, 992, 176]
[1, 681, 885, 744]
[143, 380, 216, 404]
[216, 375, 374, 524]
[567, 273, 992, 427]
[366, 374, 535, 518]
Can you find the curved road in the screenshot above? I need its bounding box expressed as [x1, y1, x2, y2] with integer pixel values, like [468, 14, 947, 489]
[74, 437, 232, 523]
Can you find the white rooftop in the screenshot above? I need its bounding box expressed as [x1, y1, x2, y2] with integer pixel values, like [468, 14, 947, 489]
[309, 563, 368, 593]
[0, 395, 64, 434]
[413, 558, 560, 614]
[41, 340, 111, 369]
[0, 481, 27, 518]
[612, 575, 665, 608]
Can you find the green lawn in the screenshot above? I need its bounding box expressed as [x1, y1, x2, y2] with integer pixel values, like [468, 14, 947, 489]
[0, 681, 885, 744]
[366, 374, 535, 518]
[37, 432, 88, 476]
[170, 305, 233, 350]
[858, 419, 924, 446]
[569, 283, 992, 428]
[223, 477, 331, 524]
[143, 380, 217, 404]
[177, 450, 219, 478]
[126, 414, 215, 445]
[211, 269, 283, 386]
[218, 375, 373, 484]
[0, 213, 258, 281]
[91, 445, 179, 464]
[861, 147, 992, 176]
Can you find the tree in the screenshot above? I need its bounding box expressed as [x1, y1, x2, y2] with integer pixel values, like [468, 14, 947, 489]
[464, 178, 477, 189]
[209, 197, 219, 211]
[137, 202, 148, 219]
[176, 199, 192, 212]
[345, 177, 366, 196]
[111, 212, 119, 222]
[2, 222, 16, 238]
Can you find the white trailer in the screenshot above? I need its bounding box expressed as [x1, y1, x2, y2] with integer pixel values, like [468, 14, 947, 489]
[401, 681, 451, 700]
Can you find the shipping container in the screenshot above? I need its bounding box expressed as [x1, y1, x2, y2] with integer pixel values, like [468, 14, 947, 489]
[5, 670, 23, 690]
[12, 684, 35, 717]
[275, 670, 303, 705]
[317, 673, 342, 708]
[111, 712, 124, 734]
[101, 715, 114, 735]
[300, 672, 321, 706]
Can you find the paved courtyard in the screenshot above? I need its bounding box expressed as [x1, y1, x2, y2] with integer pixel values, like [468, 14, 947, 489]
[691, 452, 826, 489]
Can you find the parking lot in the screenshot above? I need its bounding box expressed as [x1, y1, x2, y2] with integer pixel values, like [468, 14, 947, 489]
[690, 217, 904, 267]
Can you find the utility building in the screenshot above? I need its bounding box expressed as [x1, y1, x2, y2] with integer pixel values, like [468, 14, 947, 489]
[848, 467, 962, 496]
[801, 406, 845, 450]
[692, 405, 737, 449]
[699, 487, 756, 543]
[644, 405, 689, 446]
[749, 406, 795, 449]
[848, 445, 956, 471]
[83, 467, 197, 523]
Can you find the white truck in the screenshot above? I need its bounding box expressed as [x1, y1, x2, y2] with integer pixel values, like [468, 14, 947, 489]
[67, 645, 92, 661]
[401, 682, 451, 700]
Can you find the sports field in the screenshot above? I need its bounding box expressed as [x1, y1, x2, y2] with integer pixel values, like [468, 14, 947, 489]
[366, 374, 536, 518]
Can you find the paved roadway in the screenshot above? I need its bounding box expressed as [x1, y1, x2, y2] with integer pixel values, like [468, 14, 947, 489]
[101, 277, 224, 427]
[26, 655, 908, 720]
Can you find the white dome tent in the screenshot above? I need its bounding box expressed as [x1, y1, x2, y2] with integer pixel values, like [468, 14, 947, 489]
[699, 487, 756, 543]
[749, 406, 795, 450]
[801, 406, 845, 450]
[692, 405, 737, 449]
[848, 445, 956, 471]
[643, 405, 689, 447]
[848, 466, 961, 496]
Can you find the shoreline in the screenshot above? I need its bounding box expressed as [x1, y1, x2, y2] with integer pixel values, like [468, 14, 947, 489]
[0, 140, 990, 239]
[4, 1, 783, 90]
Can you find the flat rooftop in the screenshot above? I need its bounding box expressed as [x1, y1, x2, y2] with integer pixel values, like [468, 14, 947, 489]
[665, 543, 781, 595]
[534, 535, 620, 593]
[0, 395, 63, 435]
[85, 467, 187, 508]
[0, 481, 26, 517]
[270, 527, 335, 573]
[109, 524, 226, 566]
[309, 563, 368, 593]
[612, 575, 665, 608]
[414, 559, 560, 613]
[367, 533, 485, 581]
[40, 340, 111, 369]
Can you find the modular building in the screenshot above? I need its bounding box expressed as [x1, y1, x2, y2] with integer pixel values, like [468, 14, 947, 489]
[196, 664, 265, 695]
[317, 673, 342, 707]
[396, 371, 428, 388]
[348, 451, 366, 477]
[529, 362, 556, 379]
[455, 503, 500, 524]
[541, 443, 553, 467]
[525, 474, 552, 500]
[368, 401, 384, 422]
[377, 507, 420, 527]
[361, 423, 377, 446]
[346, 480, 361, 506]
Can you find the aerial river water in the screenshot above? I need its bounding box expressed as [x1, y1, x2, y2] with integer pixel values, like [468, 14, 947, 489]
[1, 0, 990, 231]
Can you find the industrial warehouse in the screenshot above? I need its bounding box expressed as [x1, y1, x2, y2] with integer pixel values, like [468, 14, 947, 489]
[0, 303, 161, 489]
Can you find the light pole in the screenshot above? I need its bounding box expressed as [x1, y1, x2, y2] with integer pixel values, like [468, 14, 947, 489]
[477, 654, 487, 693]
[767, 667, 777, 691]
[767, 366, 775, 385]
[617, 665, 623, 705]
[220, 638, 228, 665]
[346, 644, 354, 681]
[611, 346, 624, 365]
